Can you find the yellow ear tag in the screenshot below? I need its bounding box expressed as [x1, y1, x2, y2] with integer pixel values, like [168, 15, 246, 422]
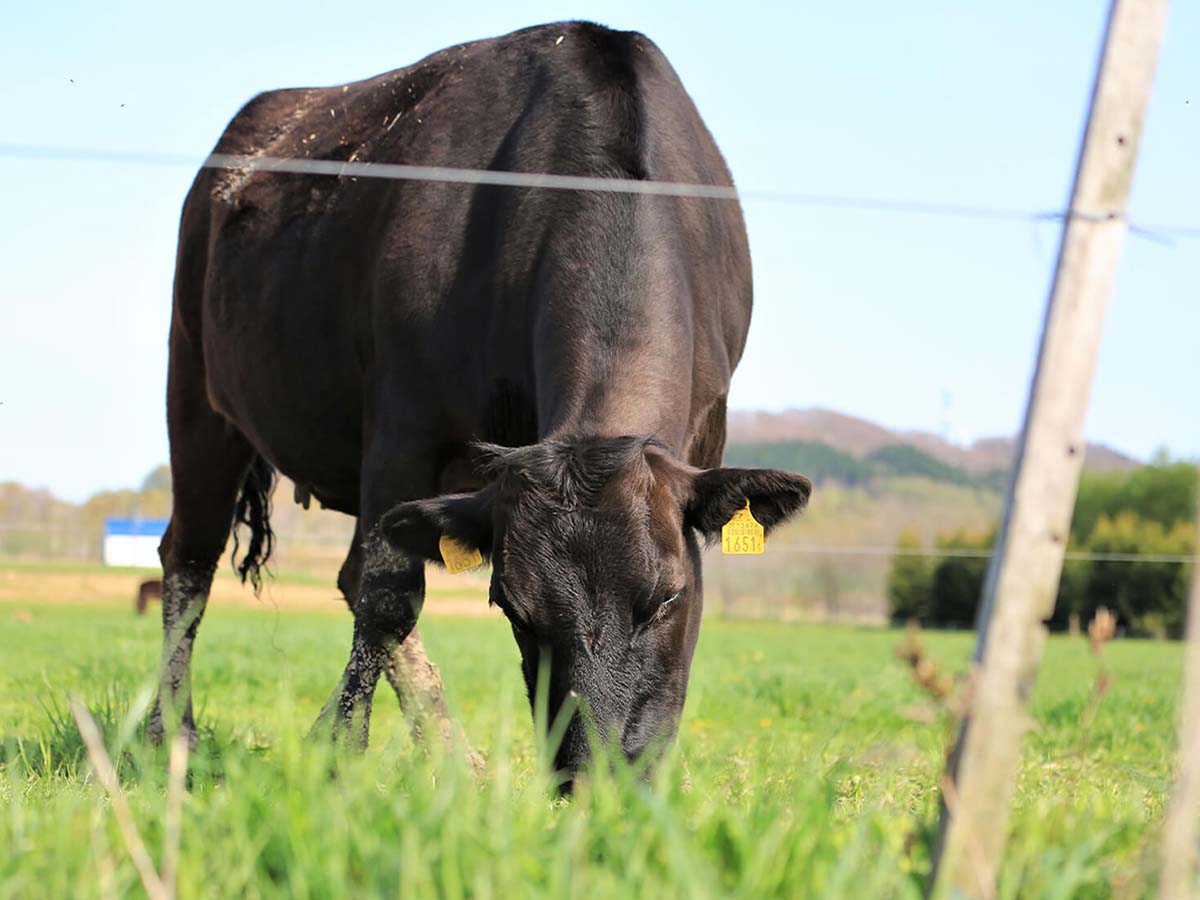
[721, 500, 765, 555]
[439, 534, 483, 574]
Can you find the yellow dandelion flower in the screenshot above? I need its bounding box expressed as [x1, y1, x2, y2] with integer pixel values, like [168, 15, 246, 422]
[759, 717, 773, 728]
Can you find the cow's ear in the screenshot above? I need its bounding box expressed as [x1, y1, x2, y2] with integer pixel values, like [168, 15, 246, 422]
[378, 489, 494, 563]
[685, 468, 812, 541]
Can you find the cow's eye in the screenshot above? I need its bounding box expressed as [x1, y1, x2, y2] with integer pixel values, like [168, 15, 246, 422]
[656, 589, 684, 618]
[633, 589, 684, 632]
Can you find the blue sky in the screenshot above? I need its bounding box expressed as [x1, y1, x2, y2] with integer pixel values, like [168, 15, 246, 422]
[1, 1, 1196, 501]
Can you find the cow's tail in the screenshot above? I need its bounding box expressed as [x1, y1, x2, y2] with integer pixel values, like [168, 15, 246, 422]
[231, 455, 276, 593]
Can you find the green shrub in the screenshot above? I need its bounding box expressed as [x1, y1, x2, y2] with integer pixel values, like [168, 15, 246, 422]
[886, 528, 993, 628]
[890, 456, 1197, 637]
[1071, 462, 1197, 544]
[927, 530, 994, 629]
[886, 528, 932, 623]
[1072, 513, 1195, 638]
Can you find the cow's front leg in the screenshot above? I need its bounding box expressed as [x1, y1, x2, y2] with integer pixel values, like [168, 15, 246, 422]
[312, 528, 424, 749]
[382, 626, 486, 773]
[332, 525, 484, 769]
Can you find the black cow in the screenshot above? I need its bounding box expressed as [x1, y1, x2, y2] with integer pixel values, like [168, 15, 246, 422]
[151, 20, 810, 784]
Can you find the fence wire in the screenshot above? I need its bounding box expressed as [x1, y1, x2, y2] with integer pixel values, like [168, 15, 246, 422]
[764, 545, 1196, 564]
[2, 523, 1194, 566]
[2, 143, 1197, 241]
[1, 138, 1194, 573]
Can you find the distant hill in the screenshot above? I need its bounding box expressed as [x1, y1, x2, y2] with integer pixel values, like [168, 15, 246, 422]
[723, 440, 1006, 491]
[726, 408, 1138, 475]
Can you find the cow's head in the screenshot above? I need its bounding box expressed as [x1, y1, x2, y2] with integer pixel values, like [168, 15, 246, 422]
[379, 436, 810, 787]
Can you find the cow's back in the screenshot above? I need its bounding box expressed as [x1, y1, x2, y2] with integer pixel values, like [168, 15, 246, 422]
[176, 21, 750, 498]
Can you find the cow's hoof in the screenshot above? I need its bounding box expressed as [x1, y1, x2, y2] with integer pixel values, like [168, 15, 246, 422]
[146, 703, 198, 749]
[308, 693, 371, 753]
[147, 707, 165, 746]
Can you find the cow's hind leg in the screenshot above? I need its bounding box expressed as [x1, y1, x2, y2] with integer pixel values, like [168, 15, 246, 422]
[332, 528, 484, 770]
[148, 340, 261, 745]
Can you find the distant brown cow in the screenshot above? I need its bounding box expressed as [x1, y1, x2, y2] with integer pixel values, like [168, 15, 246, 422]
[135, 579, 163, 615]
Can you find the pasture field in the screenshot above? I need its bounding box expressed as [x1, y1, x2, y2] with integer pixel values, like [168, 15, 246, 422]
[0, 570, 1184, 899]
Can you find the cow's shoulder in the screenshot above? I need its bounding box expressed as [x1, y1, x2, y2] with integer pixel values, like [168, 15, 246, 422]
[216, 88, 321, 153]
[207, 86, 329, 204]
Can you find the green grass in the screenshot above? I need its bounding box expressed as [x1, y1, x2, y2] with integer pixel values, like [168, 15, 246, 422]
[0, 596, 1183, 899]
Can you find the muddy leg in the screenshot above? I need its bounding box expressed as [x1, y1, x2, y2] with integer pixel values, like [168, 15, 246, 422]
[383, 627, 486, 773]
[311, 527, 422, 749]
[147, 561, 218, 745]
[322, 522, 484, 770]
[309, 621, 390, 749]
[149, 327, 257, 745]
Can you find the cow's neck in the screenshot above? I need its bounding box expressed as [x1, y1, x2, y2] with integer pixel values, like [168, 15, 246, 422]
[537, 341, 693, 453]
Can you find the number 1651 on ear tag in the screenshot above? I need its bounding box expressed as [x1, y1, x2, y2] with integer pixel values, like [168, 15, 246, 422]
[439, 534, 483, 574]
[722, 500, 765, 555]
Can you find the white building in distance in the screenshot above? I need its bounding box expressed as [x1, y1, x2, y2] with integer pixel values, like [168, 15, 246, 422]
[103, 518, 168, 568]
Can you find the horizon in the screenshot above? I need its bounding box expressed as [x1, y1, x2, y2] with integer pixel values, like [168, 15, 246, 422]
[10, 403, 1186, 506]
[1, 1, 1197, 502]
[727, 406, 1161, 459]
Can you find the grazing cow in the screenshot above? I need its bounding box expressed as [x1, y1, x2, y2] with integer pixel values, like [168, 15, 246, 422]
[151, 20, 810, 783]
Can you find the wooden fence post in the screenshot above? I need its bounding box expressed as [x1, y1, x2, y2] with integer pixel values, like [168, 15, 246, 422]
[1159, 481, 1200, 900]
[928, 1, 1169, 896]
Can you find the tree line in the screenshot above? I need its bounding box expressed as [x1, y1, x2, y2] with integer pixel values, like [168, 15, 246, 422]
[888, 460, 1197, 637]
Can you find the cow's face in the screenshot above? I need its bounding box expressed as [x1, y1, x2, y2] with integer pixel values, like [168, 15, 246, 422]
[379, 437, 810, 788]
